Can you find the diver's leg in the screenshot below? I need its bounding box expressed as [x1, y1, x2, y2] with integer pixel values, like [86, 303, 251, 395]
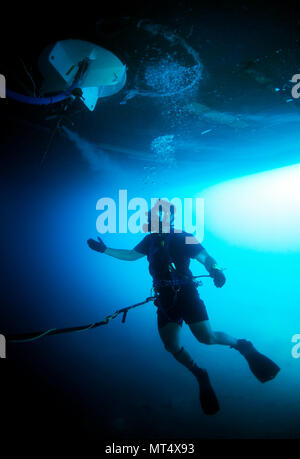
[189, 321, 280, 383]
[158, 322, 195, 370]
[188, 320, 238, 347]
[158, 322, 219, 415]
[181, 288, 280, 383]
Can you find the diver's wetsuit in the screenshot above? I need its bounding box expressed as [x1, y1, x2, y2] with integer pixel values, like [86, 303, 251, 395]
[134, 231, 209, 329]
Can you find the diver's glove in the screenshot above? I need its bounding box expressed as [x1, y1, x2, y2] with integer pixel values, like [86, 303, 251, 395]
[87, 237, 107, 253]
[209, 265, 226, 288]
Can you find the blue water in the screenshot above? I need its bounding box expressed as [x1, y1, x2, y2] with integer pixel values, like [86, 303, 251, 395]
[2, 150, 300, 439]
[1, 6, 300, 441]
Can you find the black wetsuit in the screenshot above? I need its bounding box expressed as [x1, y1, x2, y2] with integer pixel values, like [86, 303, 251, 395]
[134, 231, 209, 328]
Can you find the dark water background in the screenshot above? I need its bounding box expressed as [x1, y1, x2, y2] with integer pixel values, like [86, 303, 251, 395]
[1, 0, 300, 442]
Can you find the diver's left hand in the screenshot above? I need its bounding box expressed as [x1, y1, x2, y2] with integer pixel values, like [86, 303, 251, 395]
[211, 268, 226, 288]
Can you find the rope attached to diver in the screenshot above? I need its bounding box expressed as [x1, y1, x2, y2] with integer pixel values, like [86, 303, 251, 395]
[5, 296, 155, 344]
[4, 275, 212, 344]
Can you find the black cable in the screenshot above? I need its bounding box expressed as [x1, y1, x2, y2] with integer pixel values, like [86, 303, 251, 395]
[5, 296, 155, 343]
[5, 275, 214, 344]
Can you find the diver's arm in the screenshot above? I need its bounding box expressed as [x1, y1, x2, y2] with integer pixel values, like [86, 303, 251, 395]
[87, 237, 145, 261]
[195, 249, 219, 271]
[195, 249, 226, 288]
[104, 248, 145, 261]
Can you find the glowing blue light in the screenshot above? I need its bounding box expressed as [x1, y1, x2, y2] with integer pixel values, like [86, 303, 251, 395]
[202, 163, 300, 252]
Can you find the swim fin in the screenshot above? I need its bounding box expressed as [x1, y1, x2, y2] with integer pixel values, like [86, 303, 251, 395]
[235, 339, 280, 383]
[191, 366, 220, 415]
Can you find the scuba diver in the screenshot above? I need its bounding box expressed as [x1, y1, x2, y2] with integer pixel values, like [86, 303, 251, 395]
[87, 200, 280, 415]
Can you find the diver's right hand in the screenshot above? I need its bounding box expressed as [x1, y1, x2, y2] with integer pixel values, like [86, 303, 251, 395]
[87, 237, 107, 253]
